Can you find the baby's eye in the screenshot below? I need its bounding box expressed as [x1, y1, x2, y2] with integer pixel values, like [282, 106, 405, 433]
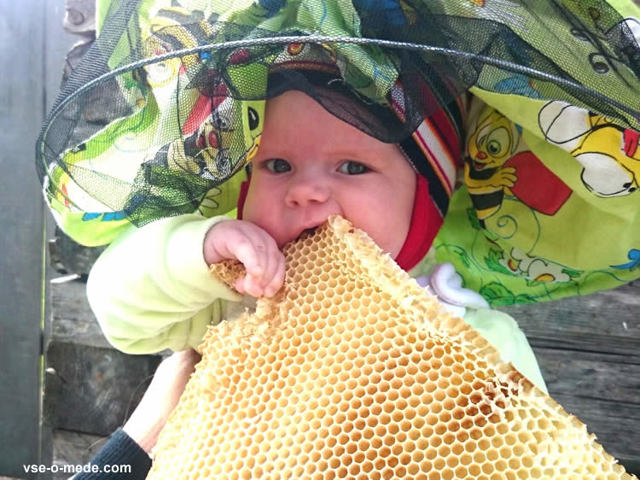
[264, 158, 291, 173]
[338, 161, 370, 175]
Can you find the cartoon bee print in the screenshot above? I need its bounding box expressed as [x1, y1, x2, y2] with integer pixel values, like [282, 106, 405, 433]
[539, 101, 640, 197]
[464, 109, 520, 221]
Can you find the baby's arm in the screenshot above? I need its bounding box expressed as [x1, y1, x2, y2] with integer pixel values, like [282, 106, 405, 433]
[87, 214, 244, 354]
[203, 220, 286, 298]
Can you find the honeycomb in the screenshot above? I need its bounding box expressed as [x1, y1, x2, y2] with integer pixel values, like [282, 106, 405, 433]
[147, 216, 636, 480]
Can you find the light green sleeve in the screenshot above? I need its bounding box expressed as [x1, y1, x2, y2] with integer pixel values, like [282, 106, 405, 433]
[463, 308, 548, 394]
[86, 214, 242, 354]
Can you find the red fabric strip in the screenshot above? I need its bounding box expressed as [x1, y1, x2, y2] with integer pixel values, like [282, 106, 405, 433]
[394, 174, 442, 271]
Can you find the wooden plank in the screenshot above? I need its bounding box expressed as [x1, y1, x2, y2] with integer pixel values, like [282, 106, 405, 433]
[498, 281, 640, 474]
[536, 349, 640, 465]
[501, 282, 640, 340]
[46, 341, 161, 437]
[46, 280, 163, 437]
[0, 0, 47, 477]
[50, 280, 112, 349]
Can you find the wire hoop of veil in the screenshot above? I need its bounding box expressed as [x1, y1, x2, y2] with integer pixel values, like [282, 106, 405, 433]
[36, 0, 640, 246]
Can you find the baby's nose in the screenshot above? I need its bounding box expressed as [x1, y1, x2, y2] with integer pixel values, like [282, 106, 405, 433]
[285, 176, 331, 207]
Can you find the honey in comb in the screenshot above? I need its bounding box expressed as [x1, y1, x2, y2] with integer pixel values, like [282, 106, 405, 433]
[147, 216, 637, 480]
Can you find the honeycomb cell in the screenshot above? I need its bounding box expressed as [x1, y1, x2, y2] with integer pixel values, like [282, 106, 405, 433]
[147, 217, 636, 480]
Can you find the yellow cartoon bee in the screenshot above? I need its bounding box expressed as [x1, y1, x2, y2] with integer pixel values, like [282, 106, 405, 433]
[160, 98, 262, 181]
[465, 109, 520, 221]
[539, 101, 640, 197]
[161, 98, 235, 181]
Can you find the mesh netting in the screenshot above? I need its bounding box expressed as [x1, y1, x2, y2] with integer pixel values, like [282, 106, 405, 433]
[36, 0, 640, 246]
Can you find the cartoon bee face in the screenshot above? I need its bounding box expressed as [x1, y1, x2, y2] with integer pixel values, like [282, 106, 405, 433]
[539, 101, 640, 197]
[468, 111, 520, 171]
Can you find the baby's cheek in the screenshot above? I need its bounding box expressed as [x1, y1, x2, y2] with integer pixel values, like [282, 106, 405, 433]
[387, 210, 413, 258]
[352, 212, 401, 257]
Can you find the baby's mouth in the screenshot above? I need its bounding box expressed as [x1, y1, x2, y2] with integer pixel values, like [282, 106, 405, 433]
[296, 227, 318, 241]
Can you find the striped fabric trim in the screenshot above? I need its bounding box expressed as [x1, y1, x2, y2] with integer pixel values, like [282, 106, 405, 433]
[413, 119, 457, 195]
[391, 82, 464, 218]
[399, 135, 449, 217]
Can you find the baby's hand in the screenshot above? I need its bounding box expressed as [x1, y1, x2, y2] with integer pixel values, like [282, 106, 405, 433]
[204, 220, 285, 297]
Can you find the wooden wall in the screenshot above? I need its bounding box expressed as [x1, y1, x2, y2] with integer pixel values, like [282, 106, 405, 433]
[1, 0, 49, 477]
[0, 1, 161, 478]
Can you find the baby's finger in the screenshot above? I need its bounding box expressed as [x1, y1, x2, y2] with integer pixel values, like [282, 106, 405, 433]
[234, 274, 263, 297]
[264, 254, 286, 297]
[254, 238, 282, 291]
[251, 241, 271, 282]
[231, 238, 263, 277]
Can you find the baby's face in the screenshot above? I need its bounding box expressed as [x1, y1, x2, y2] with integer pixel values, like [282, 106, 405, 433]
[242, 91, 416, 258]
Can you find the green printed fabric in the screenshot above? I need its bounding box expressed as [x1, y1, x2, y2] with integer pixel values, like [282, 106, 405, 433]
[36, 0, 640, 304]
[435, 90, 640, 304]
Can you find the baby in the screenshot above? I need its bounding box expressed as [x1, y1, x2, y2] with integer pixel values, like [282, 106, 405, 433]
[204, 90, 415, 298]
[87, 89, 546, 391]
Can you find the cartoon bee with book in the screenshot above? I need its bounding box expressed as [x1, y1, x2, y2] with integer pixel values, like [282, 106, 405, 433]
[465, 105, 572, 224]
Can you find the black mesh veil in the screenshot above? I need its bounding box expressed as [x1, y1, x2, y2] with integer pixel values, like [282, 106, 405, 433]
[36, 0, 640, 246]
